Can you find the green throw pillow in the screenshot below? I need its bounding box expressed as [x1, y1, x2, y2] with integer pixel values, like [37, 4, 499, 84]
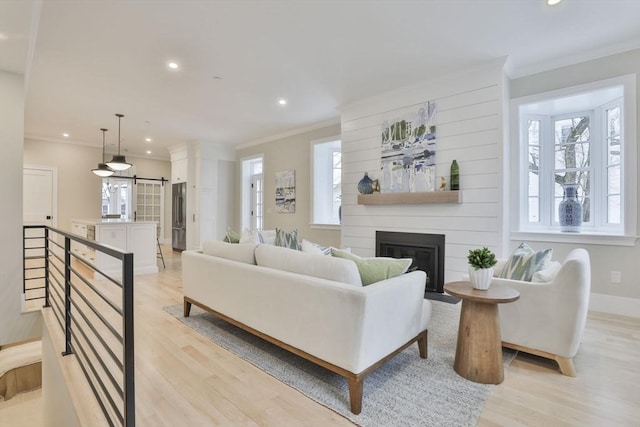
[331, 248, 412, 286]
[223, 227, 241, 244]
[498, 243, 552, 281]
[275, 228, 301, 250]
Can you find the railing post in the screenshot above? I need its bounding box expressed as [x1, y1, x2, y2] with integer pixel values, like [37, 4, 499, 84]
[122, 253, 135, 427]
[43, 227, 50, 308]
[62, 236, 73, 356]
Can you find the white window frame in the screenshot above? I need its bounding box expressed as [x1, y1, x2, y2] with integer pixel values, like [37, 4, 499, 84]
[250, 173, 263, 231]
[310, 136, 342, 228]
[510, 74, 637, 246]
[102, 177, 133, 219]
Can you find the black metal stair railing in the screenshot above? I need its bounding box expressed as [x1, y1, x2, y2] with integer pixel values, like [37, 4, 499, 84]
[23, 225, 135, 427]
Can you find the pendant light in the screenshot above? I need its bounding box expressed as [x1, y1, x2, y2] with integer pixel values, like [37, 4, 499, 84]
[92, 128, 115, 177]
[106, 113, 132, 171]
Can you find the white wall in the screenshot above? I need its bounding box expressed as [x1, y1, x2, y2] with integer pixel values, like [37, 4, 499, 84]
[197, 142, 236, 245]
[509, 49, 640, 313]
[24, 139, 172, 240]
[236, 124, 343, 248]
[340, 59, 508, 282]
[339, 50, 639, 316]
[0, 71, 41, 346]
[170, 141, 236, 249]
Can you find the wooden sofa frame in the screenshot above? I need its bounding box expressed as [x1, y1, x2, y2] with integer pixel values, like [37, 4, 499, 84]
[184, 296, 428, 414]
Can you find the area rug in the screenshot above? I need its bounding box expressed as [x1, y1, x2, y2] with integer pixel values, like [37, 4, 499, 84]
[164, 301, 516, 426]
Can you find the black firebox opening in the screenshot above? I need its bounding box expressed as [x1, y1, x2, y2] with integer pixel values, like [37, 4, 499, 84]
[376, 231, 445, 294]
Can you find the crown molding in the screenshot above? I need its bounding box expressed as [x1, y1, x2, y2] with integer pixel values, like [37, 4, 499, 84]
[24, 134, 170, 162]
[509, 42, 640, 79]
[235, 117, 341, 150]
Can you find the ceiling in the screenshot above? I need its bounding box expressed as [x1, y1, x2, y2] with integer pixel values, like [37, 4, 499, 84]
[2, 0, 640, 161]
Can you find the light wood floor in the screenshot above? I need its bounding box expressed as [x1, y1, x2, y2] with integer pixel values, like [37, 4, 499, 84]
[2, 246, 639, 426]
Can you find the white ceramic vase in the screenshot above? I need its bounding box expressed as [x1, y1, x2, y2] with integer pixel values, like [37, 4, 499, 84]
[469, 266, 494, 290]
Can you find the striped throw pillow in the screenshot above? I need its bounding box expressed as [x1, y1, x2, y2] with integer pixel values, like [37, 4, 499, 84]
[498, 243, 552, 282]
[275, 228, 301, 250]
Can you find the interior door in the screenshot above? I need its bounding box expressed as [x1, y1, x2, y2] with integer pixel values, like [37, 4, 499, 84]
[134, 179, 164, 240]
[23, 166, 57, 294]
[23, 166, 57, 227]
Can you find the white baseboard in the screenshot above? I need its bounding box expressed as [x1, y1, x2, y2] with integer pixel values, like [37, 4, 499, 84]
[589, 292, 640, 318]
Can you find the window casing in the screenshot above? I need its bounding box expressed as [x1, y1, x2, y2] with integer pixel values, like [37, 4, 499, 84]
[102, 178, 132, 219]
[512, 75, 636, 241]
[251, 173, 264, 231]
[241, 156, 263, 231]
[311, 137, 342, 226]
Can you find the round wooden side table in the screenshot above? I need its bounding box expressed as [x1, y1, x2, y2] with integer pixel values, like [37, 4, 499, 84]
[444, 281, 520, 384]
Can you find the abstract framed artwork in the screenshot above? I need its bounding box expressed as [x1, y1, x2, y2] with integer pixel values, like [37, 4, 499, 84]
[380, 101, 437, 193]
[275, 170, 296, 213]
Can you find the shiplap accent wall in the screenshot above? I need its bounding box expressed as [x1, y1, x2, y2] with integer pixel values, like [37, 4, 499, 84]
[340, 59, 508, 282]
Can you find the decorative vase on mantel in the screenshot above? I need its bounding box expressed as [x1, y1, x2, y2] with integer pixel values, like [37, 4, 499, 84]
[358, 172, 373, 195]
[559, 183, 582, 232]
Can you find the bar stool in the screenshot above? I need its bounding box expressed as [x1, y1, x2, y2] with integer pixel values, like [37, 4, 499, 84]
[157, 226, 165, 269]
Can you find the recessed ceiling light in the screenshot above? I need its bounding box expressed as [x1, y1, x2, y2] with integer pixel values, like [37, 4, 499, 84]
[167, 61, 179, 70]
[146, 150, 152, 154]
[145, 137, 152, 142]
[547, 0, 562, 5]
[278, 98, 287, 106]
[62, 133, 69, 137]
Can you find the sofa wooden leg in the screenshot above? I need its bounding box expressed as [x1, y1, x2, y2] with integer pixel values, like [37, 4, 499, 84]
[348, 377, 363, 415]
[417, 330, 428, 359]
[555, 356, 576, 377]
[184, 299, 192, 317]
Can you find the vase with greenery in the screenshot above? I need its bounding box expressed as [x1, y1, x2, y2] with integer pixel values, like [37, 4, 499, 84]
[467, 247, 498, 290]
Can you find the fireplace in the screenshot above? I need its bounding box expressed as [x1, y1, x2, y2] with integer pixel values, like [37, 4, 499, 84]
[376, 231, 445, 294]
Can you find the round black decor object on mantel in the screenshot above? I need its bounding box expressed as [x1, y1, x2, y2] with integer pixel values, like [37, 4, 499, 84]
[358, 172, 374, 194]
[559, 183, 582, 232]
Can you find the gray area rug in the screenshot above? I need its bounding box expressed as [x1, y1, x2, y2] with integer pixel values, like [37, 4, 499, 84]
[164, 301, 516, 426]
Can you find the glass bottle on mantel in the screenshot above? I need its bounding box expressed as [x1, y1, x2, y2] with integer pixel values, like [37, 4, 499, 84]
[450, 160, 459, 191]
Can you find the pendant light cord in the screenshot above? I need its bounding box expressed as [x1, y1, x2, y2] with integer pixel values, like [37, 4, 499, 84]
[116, 113, 124, 155]
[101, 128, 108, 161]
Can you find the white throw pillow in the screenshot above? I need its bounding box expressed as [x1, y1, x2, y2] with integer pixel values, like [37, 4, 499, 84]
[239, 228, 262, 244]
[301, 239, 331, 255]
[531, 261, 562, 283]
[202, 240, 258, 265]
[301, 239, 351, 256]
[255, 244, 362, 286]
[258, 229, 277, 245]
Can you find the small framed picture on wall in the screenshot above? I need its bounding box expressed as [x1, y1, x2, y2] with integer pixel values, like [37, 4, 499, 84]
[275, 170, 295, 213]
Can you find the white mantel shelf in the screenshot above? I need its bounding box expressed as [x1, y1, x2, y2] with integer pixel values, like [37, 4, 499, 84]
[357, 191, 461, 205]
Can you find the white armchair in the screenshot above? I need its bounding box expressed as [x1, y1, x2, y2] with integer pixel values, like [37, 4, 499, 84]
[495, 248, 591, 376]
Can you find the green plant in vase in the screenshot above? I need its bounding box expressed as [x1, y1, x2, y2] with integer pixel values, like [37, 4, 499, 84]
[467, 247, 497, 290]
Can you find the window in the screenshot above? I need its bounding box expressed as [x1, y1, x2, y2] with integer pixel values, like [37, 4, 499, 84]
[241, 156, 263, 231]
[136, 179, 164, 237]
[251, 173, 263, 230]
[513, 75, 636, 239]
[102, 178, 132, 218]
[311, 137, 341, 225]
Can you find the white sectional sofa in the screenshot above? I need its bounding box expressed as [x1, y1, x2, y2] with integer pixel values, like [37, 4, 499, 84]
[182, 241, 432, 414]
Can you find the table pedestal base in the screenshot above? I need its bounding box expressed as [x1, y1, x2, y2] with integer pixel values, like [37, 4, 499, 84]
[453, 299, 504, 384]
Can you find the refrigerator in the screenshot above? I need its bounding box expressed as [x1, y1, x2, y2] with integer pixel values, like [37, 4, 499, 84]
[172, 182, 187, 251]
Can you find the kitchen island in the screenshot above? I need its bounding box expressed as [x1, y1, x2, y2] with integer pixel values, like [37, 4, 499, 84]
[71, 219, 159, 275]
